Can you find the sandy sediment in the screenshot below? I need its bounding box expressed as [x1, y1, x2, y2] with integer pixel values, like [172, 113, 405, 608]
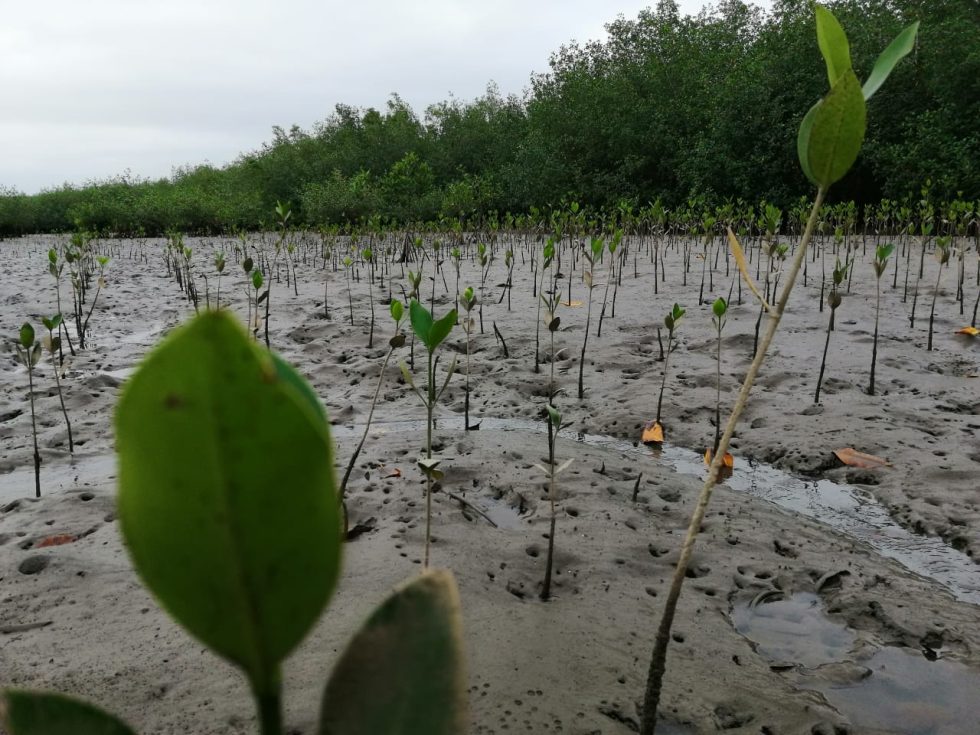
[1, 233, 978, 733]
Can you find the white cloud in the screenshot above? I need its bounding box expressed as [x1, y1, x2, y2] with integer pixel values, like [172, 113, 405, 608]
[1, 0, 771, 193]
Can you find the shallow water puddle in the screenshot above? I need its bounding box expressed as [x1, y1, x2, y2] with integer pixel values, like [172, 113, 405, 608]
[335, 415, 980, 604]
[734, 593, 980, 735]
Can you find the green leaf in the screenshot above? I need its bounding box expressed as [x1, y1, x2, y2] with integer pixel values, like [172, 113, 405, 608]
[804, 70, 867, 188]
[863, 22, 919, 101]
[115, 311, 341, 694]
[1, 691, 136, 735]
[390, 300, 404, 323]
[271, 352, 328, 426]
[815, 4, 851, 85]
[428, 310, 457, 352]
[19, 323, 34, 349]
[546, 405, 561, 430]
[796, 99, 820, 183]
[712, 297, 728, 318]
[317, 570, 468, 735]
[409, 300, 434, 349]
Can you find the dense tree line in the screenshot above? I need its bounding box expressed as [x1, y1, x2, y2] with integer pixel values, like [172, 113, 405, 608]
[1, 0, 976, 236]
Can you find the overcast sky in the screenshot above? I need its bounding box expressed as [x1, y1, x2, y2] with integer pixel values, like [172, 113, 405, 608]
[2, 0, 772, 194]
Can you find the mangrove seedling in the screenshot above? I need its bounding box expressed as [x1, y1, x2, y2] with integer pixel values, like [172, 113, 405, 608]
[538, 405, 573, 601]
[651, 303, 684, 440]
[78, 256, 110, 350]
[815, 257, 850, 403]
[41, 314, 74, 454]
[47, 249, 74, 360]
[363, 248, 376, 348]
[343, 256, 355, 326]
[338, 299, 406, 535]
[928, 237, 951, 351]
[705, 298, 732, 472]
[477, 243, 491, 334]
[460, 286, 479, 431]
[868, 243, 894, 395]
[597, 229, 622, 337]
[401, 300, 458, 568]
[252, 268, 265, 340]
[578, 236, 603, 399]
[214, 252, 226, 310]
[534, 238, 556, 374]
[640, 9, 918, 732]
[14, 323, 43, 498]
[1, 310, 468, 735]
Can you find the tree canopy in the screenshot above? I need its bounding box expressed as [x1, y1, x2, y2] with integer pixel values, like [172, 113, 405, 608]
[2, 0, 976, 235]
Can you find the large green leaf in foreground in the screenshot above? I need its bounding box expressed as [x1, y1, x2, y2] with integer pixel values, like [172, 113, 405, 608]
[798, 69, 867, 189]
[116, 311, 340, 693]
[1, 691, 136, 735]
[318, 570, 468, 735]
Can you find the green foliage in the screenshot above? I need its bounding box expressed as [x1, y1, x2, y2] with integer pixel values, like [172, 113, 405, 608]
[1, 691, 136, 735]
[664, 303, 685, 332]
[815, 5, 852, 85]
[863, 22, 920, 101]
[409, 299, 457, 354]
[116, 312, 341, 696]
[19, 323, 34, 349]
[0, 2, 970, 234]
[798, 5, 917, 190]
[318, 570, 467, 735]
[712, 297, 728, 319]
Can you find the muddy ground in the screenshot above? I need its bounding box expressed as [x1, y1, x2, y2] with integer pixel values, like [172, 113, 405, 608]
[1, 232, 979, 734]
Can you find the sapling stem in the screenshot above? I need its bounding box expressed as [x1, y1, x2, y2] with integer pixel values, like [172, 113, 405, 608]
[338, 303, 404, 534]
[15, 324, 42, 498]
[578, 238, 602, 399]
[540, 406, 569, 601]
[640, 187, 826, 735]
[928, 240, 950, 351]
[43, 316, 73, 454]
[868, 244, 893, 395]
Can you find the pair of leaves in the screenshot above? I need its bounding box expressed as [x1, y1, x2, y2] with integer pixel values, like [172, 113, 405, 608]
[799, 6, 918, 188]
[409, 300, 456, 354]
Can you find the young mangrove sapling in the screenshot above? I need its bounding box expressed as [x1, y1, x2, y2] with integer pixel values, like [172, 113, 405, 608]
[401, 300, 458, 568]
[461, 287, 479, 430]
[338, 300, 406, 535]
[639, 9, 918, 732]
[578, 237, 603, 399]
[41, 314, 74, 454]
[539, 405, 573, 601]
[815, 256, 850, 403]
[14, 323, 43, 498]
[868, 244, 894, 395]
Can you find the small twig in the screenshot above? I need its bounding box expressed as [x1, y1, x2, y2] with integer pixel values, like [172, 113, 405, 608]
[1, 620, 53, 635]
[445, 491, 498, 528]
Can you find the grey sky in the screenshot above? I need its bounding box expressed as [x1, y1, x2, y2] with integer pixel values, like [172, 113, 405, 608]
[2, 0, 771, 194]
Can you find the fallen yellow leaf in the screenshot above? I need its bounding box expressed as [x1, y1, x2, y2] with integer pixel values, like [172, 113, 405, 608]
[955, 326, 979, 336]
[833, 448, 891, 469]
[704, 448, 735, 468]
[642, 420, 664, 444]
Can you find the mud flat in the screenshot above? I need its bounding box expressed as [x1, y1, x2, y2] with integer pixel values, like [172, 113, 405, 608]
[1, 233, 979, 733]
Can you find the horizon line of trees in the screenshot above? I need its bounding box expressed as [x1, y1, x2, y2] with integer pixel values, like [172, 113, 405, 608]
[1, 0, 977, 237]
